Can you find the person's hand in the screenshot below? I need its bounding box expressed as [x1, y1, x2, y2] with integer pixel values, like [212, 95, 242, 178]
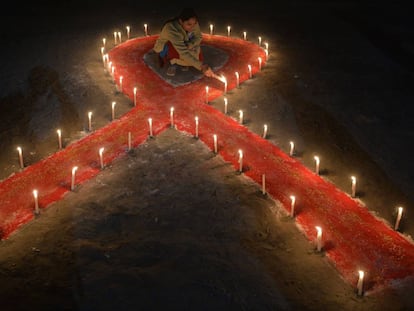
[201, 64, 214, 77]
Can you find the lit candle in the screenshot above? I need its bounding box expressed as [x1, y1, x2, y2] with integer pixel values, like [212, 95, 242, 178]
[33, 189, 39, 215]
[351, 176, 356, 198]
[102, 38, 106, 47]
[71, 166, 78, 191]
[107, 61, 112, 73]
[289, 141, 295, 156]
[118, 31, 122, 43]
[290, 195, 296, 217]
[314, 156, 320, 175]
[239, 110, 243, 124]
[170, 107, 174, 128]
[235, 72, 239, 88]
[315, 226, 322, 251]
[57, 129, 62, 149]
[17, 146, 24, 169]
[357, 270, 364, 296]
[133, 87, 137, 106]
[209, 24, 214, 35]
[88, 111, 92, 132]
[144, 23, 148, 36]
[224, 97, 228, 114]
[111, 65, 115, 82]
[221, 75, 227, 94]
[213, 134, 217, 153]
[258, 36, 262, 46]
[248, 65, 252, 79]
[227, 25, 231, 37]
[264, 42, 269, 50]
[148, 118, 153, 137]
[111, 101, 116, 121]
[262, 124, 268, 139]
[262, 174, 266, 195]
[128, 132, 132, 150]
[205, 86, 209, 104]
[100, 46, 105, 56]
[195, 116, 199, 138]
[99, 147, 105, 169]
[258, 57, 262, 71]
[103, 53, 108, 69]
[119, 76, 123, 92]
[238, 149, 243, 172]
[126, 25, 130, 39]
[265, 49, 269, 60]
[113, 31, 117, 44]
[394, 206, 403, 230]
[243, 31, 247, 40]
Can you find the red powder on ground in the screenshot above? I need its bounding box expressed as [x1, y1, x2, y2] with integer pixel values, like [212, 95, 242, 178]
[0, 35, 413, 293]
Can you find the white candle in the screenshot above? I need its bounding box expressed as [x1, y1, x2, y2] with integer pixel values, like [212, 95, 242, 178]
[258, 36, 262, 46]
[144, 23, 148, 36]
[209, 24, 214, 35]
[148, 118, 153, 137]
[170, 107, 174, 128]
[205, 86, 209, 104]
[289, 141, 295, 156]
[264, 42, 269, 50]
[113, 31, 117, 44]
[351, 176, 356, 198]
[394, 206, 403, 230]
[315, 226, 322, 251]
[128, 132, 132, 150]
[235, 72, 239, 88]
[88, 111, 92, 132]
[258, 57, 262, 71]
[71, 166, 78, 191]
[262, 174, 266, 195]
[248, 65, 252, 79]
[111, 65, 115, 82]
[17, 146, 24, 169]
[265, 49, 269, 60]
[243, 31, 247, 40]
[57, 129, 62, 149]
[314, 156, 320, 175]
[290, 195, 296, 217]
[99, 147, 105, 169]
[111, 101, 116, 121]
[195, 116, 199, 138]
[213, 134, 218, 153]
[103, 53, 108, 69]
[263, 124, 268, 139]
[100, 46, 105, 56]
[224, 97, 228, 114]
[33, 189, 39, 215]
[119, 76, 123, 92]
[107, 61, 112, 73]
[239, 110, 243, 124]
[102, 38, 106, 47]
[133, 87, 137, 106]
[357, 270, 364, 296]
[126, 26, 130, 39]
[227, 25, 231, 37]
[118, 31, 122, 43]
[221, 75, 227, 94]
[238, 149, 243, 172]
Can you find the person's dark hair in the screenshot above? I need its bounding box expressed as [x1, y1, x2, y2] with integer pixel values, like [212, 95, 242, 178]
[178, 8, 198, 22]
[162, 8, 199, 29]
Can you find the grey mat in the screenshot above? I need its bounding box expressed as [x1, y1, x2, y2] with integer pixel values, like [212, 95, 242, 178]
[143, 45, 229, 87]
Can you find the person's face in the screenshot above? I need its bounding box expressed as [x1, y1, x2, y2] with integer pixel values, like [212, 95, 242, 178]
[179, 17, 198, 32]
